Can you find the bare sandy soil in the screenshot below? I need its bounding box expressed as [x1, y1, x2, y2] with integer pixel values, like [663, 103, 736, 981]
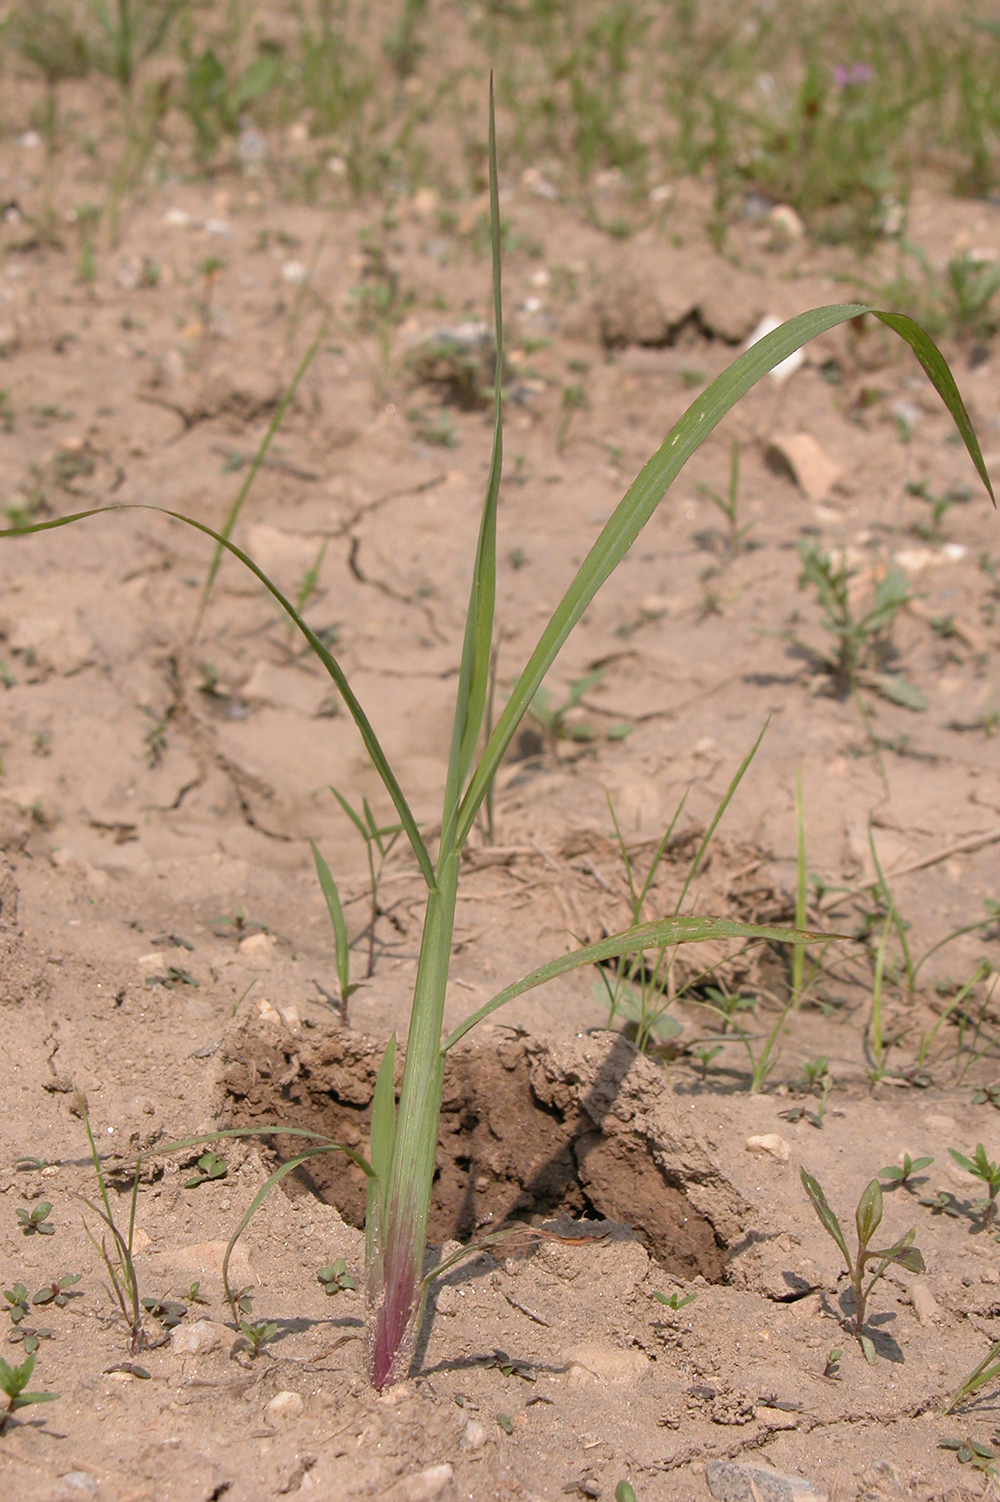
[1, 62, 1000, 1502]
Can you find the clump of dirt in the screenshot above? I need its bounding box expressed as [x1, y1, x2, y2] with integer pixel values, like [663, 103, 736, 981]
[220, 1014, 743, 1280]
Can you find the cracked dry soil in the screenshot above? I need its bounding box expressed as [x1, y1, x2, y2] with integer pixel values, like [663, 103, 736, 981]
[2, 48, 1000, 1502]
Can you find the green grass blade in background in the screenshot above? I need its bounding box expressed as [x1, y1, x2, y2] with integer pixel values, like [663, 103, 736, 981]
[673, 721, 767, 916]
[872, 311, 995, 505]
[311, 840, 351, 1002]
[441, 915, 836, 1052]
[0, 505, 436, 891]
[441, 76, 504, 848]
[194, 322, 328, 633]
[455, 305, 995, 849]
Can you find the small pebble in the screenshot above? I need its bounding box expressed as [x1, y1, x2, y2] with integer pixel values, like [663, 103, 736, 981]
[268, 1389, 304, 1420]
[462, 1419, 487, 1450]
[746, 1133, 791, 1163]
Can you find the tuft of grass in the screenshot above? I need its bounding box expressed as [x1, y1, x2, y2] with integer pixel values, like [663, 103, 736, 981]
[1, 81, 993, 1396]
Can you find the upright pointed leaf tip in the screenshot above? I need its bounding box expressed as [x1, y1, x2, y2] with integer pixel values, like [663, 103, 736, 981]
[442, 75, 503, 839]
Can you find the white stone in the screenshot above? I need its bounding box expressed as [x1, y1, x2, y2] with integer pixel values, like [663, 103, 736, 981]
[746, 1133, 791, 1163]
[564, 1343, 650, 1385]
[240, 932, 276, 968]
[746, 316, 805, 384]
[138, 952, 169, 980]
[766, 433, 841, 503]
[461, 1418, 488, 1450]
[172, 1320, 224, 1354]
[385, 1465, 454, 1502]
[910, 1282, 939, 1326]
[268, 1389, 304, 1420]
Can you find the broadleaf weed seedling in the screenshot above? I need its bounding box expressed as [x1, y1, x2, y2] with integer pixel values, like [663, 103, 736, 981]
[318, 1258, 356, 1297]
[652, 1289, 696, 1312]
[948, 1144, 1000, 1222]
[16, 1203, 55, 1236]
[878, 1154, 933, 1189]
[4, 1286, 29, 1324]
[183, 1150, 227, 1189]
[236, 1320, 278, 1358]
[32, 1274, 81, 1308]
[3, 82, 995, 1392]
[801, 1169, 925, 1362]
[0, 1352, 58, 1434]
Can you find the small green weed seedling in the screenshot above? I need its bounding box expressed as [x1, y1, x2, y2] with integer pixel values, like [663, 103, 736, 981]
[697, 440, 755, 559]
[4, 83, 993, 1392]
[974, 1083, 1000, 1109]
[176, 1280, 208, 1307]
[652, 1288, 696, 1312]
[878, 1154, 933, 1190]
[184, 1150, 227, 1189]
[946, 1339, 1000, 1415]
[4, 1286, 29, 1324]
[940, 1435, 997, 1478]
[32, 1274, 81, 1308]
[526, 670, 603, 754]
[691, 1044, 722, 1080]
[318, 1258, 356, 1296]
[796, 543, 912, 698]
[615, 1482, 638, 1502]
[0, 1353, 57, 1434]
[949, 1145, 1000, 1221]
[801, 1169, 925, 1362]
[918, 1189, 962, 1218]
[823, 1347, 842, 1380]
[905, 478, 971, 540]
[16, 1203, 54, 1236]
[236, 1319, 278, 1358]
[141, 1295, 187, 1329]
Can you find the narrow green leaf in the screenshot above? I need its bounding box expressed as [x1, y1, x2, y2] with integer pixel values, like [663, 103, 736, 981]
[195, 322, 327, 628]
[442, 915, 837, 1053]
[311, 840, 350, 1001]
[0, 505, 436, 891]
[871, 311, 995, 507]
[370, 1034, 397, 1195]
[441, 75, 504, 851]
[222, 1142, 364, 1317]
[454, 304, 993, 850]
[800, 1168, 851, 1266]
[856, 1180, 884, 1247]
[331, 786, 369, 840]
[872, 673, 927, 711]
[950, 1148, 979, 1175]
[674, 722, 767, 917]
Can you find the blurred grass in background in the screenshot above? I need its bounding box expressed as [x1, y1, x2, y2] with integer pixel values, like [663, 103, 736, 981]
[2, 0, 1000, 252]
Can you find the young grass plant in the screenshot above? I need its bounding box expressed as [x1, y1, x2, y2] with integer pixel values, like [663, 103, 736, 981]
[2, 82, 994, 1393]
[800, 1170, 925, 1363]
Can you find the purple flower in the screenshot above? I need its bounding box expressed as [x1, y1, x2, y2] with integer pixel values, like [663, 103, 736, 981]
[834, 63, 875, 88]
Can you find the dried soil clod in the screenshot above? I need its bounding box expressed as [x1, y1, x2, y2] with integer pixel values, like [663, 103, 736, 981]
[220, 1023, 744, 1282]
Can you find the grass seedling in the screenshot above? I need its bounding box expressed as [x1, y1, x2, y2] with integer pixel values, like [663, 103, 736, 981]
[878, 1154, 933, 1189]
[183, 1150, 227, 1188]
[0, 1353, 58, 1434]
[16, 1203, 54, 1236]
[800, 1169, 925, 1362]
[917, 962, 991, 1068]
[91, 0, 180, 102]
[75, 1094, 144, 1353]
[317, 1258, 356, 1296]
[948, 1144, 1000, 1222]
[321, 787, 404, 991]
[697, 439, 754, 558]
[3, 82, 993, 1393]
[946, 1340, 1000, 1415]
